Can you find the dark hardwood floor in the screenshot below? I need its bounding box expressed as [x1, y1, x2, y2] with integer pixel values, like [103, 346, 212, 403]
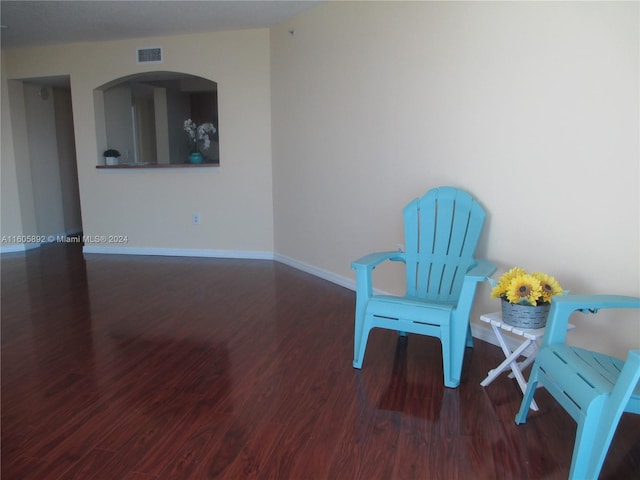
[1, 243, 638, 479]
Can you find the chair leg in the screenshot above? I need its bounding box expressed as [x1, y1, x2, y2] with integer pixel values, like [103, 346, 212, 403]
[444, 320, 471, 388]
[441, 328, 461, 388]
[515, 364, 540, 424]
[568, 411, 607, 480]
[353, 316, 372, 369]
[353, 303, 366, 368]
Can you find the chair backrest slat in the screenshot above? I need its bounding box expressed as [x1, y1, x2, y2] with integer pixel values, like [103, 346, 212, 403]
[403, 187, 486, 301]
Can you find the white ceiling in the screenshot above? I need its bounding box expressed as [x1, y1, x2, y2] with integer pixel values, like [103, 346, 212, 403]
[0, 0, 321, 49]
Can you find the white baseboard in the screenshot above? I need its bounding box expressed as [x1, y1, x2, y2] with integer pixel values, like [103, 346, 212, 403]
[274, 253, 356, 291]
[80, 246, 379, 295]
[82, 245, 274, 260]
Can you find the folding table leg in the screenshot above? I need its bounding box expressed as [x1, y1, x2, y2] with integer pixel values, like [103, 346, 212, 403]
[481, 324, 539, 410]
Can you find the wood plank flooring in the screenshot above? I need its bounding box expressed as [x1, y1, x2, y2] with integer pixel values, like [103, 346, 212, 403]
[2, 243, 639, 479]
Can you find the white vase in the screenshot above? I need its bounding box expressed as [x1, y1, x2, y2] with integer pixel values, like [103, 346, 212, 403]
[105, 156, 118, 166]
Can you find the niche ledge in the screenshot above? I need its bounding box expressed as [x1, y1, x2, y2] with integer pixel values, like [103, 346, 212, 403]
[96, 162, 219, 169]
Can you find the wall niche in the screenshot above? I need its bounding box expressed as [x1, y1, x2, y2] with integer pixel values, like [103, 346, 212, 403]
[94, 71, 219, 167]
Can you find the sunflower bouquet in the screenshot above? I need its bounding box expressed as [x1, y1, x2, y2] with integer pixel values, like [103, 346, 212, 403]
[490, 267, 563, 306]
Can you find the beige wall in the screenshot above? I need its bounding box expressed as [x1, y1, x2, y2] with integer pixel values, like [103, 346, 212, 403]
[1, 2, 638, 357]
[271, 1, 639, 356]
[2, 29, 275, 254]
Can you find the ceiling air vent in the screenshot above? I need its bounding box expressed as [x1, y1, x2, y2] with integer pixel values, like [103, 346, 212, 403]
[136, 46, 163, 64]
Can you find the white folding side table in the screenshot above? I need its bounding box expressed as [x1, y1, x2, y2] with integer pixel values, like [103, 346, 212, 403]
[479, 311, 575, 411]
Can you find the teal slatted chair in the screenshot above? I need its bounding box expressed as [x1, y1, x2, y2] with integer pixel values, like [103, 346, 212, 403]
[515, 295, 640, 480]
[351, 187, 496, 388]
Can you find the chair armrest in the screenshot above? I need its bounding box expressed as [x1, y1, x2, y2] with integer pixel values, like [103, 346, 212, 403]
[351, 251, 405, 300]
[464, 259, 497, 281]
[551, 294, 640, 312]
[542, 295, 640, 348]
[454, 260, 497, 315]
[351, 251, 406, 272]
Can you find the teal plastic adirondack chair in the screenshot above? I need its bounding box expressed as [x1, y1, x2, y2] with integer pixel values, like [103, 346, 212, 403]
[515, 295, 640, 480]
[351, 187, 496, 388]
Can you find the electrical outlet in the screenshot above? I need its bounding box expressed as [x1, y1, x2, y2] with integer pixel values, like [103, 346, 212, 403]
[192, 213, 201, 225]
